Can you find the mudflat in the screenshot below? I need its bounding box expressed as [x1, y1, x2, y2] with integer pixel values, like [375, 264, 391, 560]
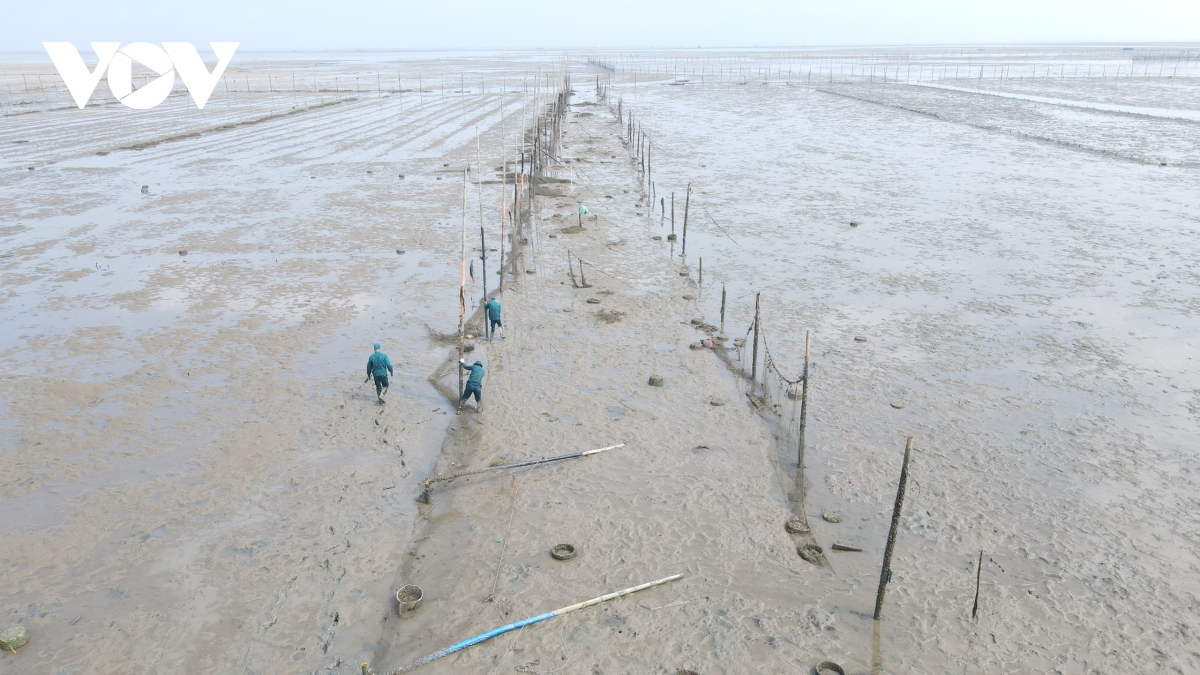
[2, 47, 1199, 674]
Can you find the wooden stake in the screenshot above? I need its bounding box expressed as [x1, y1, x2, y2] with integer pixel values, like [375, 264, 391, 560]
[647, 131, 652, 193]
[567, 250, 577, 288]
[681, 182, 692, 257]
[751, 292, 761, 386]
[874, 436, 914, 621]
[670, 192, 675, 234]
[698, 257, 702, 288]
[971, 550, 984, 620]
[720, 284, 726, 334]
[795, 330, 811, 510]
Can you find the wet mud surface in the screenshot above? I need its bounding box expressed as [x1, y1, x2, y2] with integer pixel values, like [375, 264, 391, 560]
[3, 47, 1199, 674]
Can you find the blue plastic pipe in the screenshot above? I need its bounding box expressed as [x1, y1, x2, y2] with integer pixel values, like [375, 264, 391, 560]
[389, 573, 683, 673]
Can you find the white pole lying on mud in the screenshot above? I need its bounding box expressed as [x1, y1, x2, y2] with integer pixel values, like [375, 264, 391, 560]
[419, 444, 625, 503]
[372, 573, 684, 674]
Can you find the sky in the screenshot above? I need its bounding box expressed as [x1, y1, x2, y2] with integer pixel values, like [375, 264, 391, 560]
[4, 0, 1200, 52]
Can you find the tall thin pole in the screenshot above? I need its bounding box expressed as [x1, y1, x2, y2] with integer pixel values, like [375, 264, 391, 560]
[874, 436, 915, 621]
[477, 127, 487, 337]
[795, 330, 811, 510]
[500, 82, 507, 290]
[646, 131, 652, 193]
[681, 182, 692, 257]
[751, 292, 761, 386]
[459, 171, 467, 398]
[720, 284, 726, 335]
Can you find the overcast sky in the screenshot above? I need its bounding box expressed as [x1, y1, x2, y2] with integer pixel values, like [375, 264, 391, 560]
[5, 0, 1200, 52]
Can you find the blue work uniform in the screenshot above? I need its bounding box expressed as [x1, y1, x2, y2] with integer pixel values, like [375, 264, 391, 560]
[484, 299, 502, 332]
[367, 351, 394, 396]
[459, 361, 485, 405]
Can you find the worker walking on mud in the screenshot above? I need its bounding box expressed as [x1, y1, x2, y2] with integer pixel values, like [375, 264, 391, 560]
[458, 359, 485, 414]
[484, 295, 503, 339]
[365, 343, 393, 404]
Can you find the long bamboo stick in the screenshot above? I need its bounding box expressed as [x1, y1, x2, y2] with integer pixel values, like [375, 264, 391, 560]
[459, 171, 466, 400]
[500, 84, 507, 289]
[426, 443, 624, 487]
[477, 128, 487, 336]
[383, 573, 683, 673]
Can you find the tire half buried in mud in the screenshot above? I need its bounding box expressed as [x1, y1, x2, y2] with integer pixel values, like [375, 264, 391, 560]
[785, 516, 810, 534]
[797, 542, 824, 564]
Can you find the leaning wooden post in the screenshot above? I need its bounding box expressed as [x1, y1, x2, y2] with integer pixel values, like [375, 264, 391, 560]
[971, 550, 984, 620]
[681, 182, 692, 257]
[750, 292, 761, 387]
[795, 330, 811, 509]
[698, 258, 703, 289]
[874, 436, 914, 621]
[719, 284, 726, 335]
[670, 192, 675, 235]
[567, 250, 578, 288]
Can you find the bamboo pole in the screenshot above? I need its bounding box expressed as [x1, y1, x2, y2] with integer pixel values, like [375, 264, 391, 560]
[720, 284, 726, 334]
[874, 436, 914, 621]
[751, 292, 761, 386]
[426, 444, 624, 488]
[459, 171, 467, 400]
[382, 574, 683, 673]
[795, 330, 811, 510]
[500, 85, 507, 290]
[681, 182, 692, 257]
[477, 128, 487, 337]
[647, 131, 652, 193]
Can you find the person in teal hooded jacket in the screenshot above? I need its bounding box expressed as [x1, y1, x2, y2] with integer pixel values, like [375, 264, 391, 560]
[458, 359, 485, 413]
[484, 296, 502, 339]
[365, 343, 393, 403]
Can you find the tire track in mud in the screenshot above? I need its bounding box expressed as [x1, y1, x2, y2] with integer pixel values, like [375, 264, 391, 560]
[107, 97, 353, 153]
[817, 86, 1192, 168]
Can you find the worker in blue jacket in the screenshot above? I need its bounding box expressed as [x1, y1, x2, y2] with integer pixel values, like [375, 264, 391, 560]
[484, 296, 502, 339]
[458, 359, 485, 413]
[365, 343, 393, 403]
